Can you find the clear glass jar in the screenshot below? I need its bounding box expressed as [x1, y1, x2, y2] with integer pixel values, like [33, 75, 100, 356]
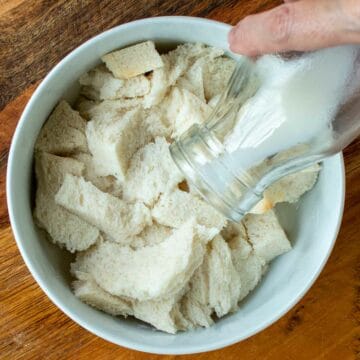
[170, 45, 360, 222]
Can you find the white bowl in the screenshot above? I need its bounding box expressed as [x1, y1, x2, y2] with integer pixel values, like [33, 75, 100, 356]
[7, 16, 345, 355]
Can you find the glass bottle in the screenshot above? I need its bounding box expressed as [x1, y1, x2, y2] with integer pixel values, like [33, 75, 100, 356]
[170, 45, 360, 222]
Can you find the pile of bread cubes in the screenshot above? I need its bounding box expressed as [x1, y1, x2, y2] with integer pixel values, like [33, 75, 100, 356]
[33, 41, 320, 333]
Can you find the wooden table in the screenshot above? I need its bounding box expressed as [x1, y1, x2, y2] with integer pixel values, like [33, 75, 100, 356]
[0, 1, 359, 359]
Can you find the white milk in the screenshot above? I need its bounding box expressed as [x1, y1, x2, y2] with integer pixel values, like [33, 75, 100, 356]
[224, 45, 359, 170]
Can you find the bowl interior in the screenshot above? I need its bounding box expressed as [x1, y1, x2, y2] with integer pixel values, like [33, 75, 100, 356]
[7, 17, 344, 355]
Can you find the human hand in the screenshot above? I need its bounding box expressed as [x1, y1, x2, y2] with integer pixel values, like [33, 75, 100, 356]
[228, 0, 360, 56]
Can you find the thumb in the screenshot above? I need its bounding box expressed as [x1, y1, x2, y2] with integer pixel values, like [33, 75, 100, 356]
[228, 0, 360, 56]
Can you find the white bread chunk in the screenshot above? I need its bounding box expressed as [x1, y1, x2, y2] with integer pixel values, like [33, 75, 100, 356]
[76, 98, 143, 120]
[181, 299, 213, 329]
[86, 108, 150, 180]
[80, 65, 118, 100]
[73, 274, 133, 317]
[101, 41, 163, 79]
[152, 189, 227, 231]
[34, 153, 99, 252]
[229, 233, 266, 302]
[132, 289, 187, 334]
[79, 65, 111, 100]
[130, 223, 173, 248]
[243, 210, 291, 263]
[177, 58, 206, 101]
[75, 96, 97, 120]
[143, 43, 222, 108]
[165, 43, 224, 86]
[221, 221, 247, 243]
[55, 174, 151, 243]
[143, 107, 172, 139]
[80, 65, 150, 100]
[71, 219, 212, 301]
[207, 235, 241, 317]
[263, 164, 321, 208]
[73, 152, 121, 195]
[143, 63, 169, 108]
[123, 137, 183, 206]
[132, 297, 179, 334]
[237, 252, 267, 302]
[181, 234, 241, 324]
[207, 94, 221, 109]
[171, 303, 194, 331]
[163, 87, 212, 138]
[180, 254, 214, 328]
[74, 270, 185, 333]
[203, 57, 236, 100]
[100, 75, 150, 100]
[100, 75, 149, 100]
[143, 43, 223, 109]
[35, 101, 88, 155]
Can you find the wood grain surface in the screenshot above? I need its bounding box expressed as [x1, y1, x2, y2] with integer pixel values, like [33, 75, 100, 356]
[0, 1, 359, 359]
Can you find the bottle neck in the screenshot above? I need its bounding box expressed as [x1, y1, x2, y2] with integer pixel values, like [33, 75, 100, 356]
[170, 124, 264, 221]
[169, 59, 266, 221]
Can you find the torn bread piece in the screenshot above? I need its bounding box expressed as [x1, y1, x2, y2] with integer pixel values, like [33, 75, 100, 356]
[243, 209, 291, 263]
[143, 62, 170, 108]
[203, 57, 236, 100]
[163, 87, 212, 139]
[228, 230, 267, 302]
[207, 235, 241, 317]
[55, 174, 151, 243]
[34, 153, 99, 252]
[79, 65, 110, 100]
[132, 288, 188, 334]
[165, 43, 224, 86]
[73, 152, 121, 196]
[176, 58, 206, 101]
[73, 272, 133, 317]
[123, 137, 184, 206]
[143, 107, 172, 139]
[181, 234, 241, 324]
[143, 43, 223, 108]
[208, 94, 221, 108]
[86, 107, 150, 181]
[71, 219, 215, 301]
[75, 96, 97, 120]
[80, 65, 150, 100]
[101, 41, 164, 79]
[76, 97, 143, 120]
[101, 74, 150, 99]
[152, 188, 227, 231]
[129, 223, 173, 248]
[252, 163, 321, 214]
[74, 269, 188, 333]
[266, 164, 320, 206]
[180, 256, 214, 328]
[35, 101, 88, 155]
[73, 153, 121, 193]
[221, 221, 247, 243]
[171, 303, 194, 331]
